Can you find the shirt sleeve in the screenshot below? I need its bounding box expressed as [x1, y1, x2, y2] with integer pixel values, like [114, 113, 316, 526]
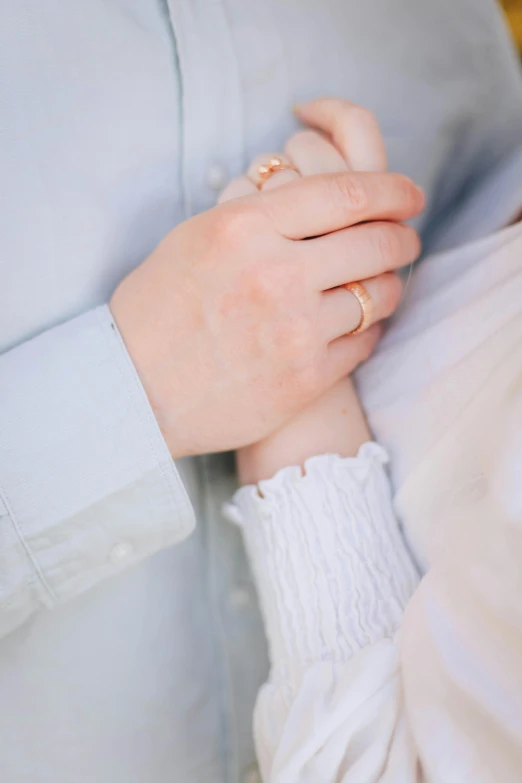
[0, 305, 195, 638]
[227, 444, 421, 781]
[228, 439, 522, 782]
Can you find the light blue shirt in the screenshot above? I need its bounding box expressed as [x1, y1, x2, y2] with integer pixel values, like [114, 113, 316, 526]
[1, 1, 521, 781]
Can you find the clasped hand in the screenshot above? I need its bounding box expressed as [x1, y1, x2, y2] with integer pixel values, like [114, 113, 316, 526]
[110, 99, 424, 463]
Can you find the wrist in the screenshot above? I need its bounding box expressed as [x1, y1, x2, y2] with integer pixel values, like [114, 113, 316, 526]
[237, 377, 370, 485]
[109, 281, 191, 461]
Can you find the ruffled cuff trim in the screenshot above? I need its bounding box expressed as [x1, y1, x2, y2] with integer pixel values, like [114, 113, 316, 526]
[225, 444, 419, 668]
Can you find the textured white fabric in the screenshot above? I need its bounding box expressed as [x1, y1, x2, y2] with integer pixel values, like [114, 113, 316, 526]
[226, 227, 522, 783]
[228, 447, 418, 781]
[358, 217, 522, 569]
[230, 445, 418, 670]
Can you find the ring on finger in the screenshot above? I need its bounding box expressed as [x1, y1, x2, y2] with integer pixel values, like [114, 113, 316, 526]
[257, 157, 300, 188]
[344, 281, 374, 334]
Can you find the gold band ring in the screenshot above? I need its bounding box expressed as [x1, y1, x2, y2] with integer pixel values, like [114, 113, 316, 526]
[257, 157, 300, 188]
[344, 281, 374, 334]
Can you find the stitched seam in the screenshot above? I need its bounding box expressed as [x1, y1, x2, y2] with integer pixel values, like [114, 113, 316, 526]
[0, 578, 41, 611]
[0, 481, 57, 605]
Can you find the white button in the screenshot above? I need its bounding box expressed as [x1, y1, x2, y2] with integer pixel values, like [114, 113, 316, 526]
[228, 587, 251, 609]
[244, 765, 262, 783]
[207, 163, 228, 191]
[109, 541, 134, 564]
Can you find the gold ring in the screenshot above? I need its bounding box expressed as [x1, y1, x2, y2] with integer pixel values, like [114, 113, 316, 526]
[257, 157, 299, 188]
[344, 281, 374, 334]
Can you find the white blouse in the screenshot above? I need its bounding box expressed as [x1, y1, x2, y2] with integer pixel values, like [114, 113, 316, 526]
[227, 221, 522, 782]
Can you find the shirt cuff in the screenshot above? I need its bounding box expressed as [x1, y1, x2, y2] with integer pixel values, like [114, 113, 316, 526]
[226, 444, 419, 669]
[0, 305, 195, 635]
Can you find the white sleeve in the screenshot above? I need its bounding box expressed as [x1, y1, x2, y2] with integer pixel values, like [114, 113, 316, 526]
[226, 444, 420, 782]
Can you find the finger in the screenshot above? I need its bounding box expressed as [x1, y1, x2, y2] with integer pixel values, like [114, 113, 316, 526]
[260, 171, 425, 240]
[322, 323, 383, 389]
[284, 129, 348, 175]
[219, 175, 257, 204]
[246, 152, 296, 188]
[295, 98, 387, 172]
[261, 169, 300, 190]
[304, 221, 420, 290]
[319, 272, 403, 341]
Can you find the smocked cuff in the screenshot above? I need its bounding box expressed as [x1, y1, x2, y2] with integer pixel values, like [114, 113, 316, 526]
[226, 444, 419, 668]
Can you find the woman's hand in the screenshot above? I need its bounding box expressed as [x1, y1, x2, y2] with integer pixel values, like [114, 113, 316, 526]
[226, 98, 416, 484]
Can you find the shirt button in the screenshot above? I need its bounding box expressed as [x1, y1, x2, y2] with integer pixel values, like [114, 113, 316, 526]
[109, 541, 134, 564]
[228, 587, 251, 609]
[243, 764, 261, 783]
[207, 163, 228, 191]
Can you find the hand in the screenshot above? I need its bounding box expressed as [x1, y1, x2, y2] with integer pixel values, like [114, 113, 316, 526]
[237, 376, 370, 484]
[236, 98, 409, 483]
[111, 125, 423, 459]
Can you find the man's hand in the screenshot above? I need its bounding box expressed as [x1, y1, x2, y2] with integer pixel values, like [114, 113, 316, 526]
[111, 165, 423, 458]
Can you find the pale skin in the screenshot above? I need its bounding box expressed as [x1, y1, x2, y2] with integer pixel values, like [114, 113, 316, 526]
[220, 99, 412, 484]
[110, 99, 424, 463]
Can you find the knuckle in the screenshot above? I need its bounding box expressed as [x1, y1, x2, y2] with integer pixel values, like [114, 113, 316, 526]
[392, 173, 419, 210]
[343, 104, 376, 127]
[373, 224, 401, 266]
[285, 129, 319, 157]
[332, 104, 379, 147]
[324, 98, 375, 125]
[358, 332, 376, 362]
[331, 173, 368, 213]
[403, 225, 422, 259]
[246, 255, 307, 313]
[213, 202, 259, 248]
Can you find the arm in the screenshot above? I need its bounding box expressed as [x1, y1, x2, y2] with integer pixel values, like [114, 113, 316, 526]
[0, 306, 194, 637]
[225, 98, 522, 782]
[231, 377, 522, 782]
[0, 157, 422, 637]
[223, 103, 420, 779]
[229, 379, 420, 782]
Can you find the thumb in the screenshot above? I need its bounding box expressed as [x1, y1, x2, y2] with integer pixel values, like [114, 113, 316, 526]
[294, 97, 387, 173]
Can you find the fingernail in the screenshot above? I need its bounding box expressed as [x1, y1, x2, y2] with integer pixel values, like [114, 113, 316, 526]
[292, 104, 302, 114]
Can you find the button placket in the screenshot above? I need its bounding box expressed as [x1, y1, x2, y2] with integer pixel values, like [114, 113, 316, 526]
[166, 0, 245, 217]
[164, 7, 248, 781]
